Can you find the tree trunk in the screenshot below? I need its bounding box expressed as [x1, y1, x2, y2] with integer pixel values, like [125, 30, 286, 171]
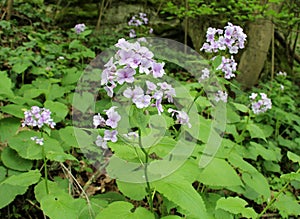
[6, 0, 13, 21]
[236, 3, 282, 89]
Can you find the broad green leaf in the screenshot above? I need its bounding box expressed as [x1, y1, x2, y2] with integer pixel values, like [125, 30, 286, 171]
[46, 151, 78, 162]
[0, 117, 20, 142]
[73, 92, 94, 113]
[231, 102, 249, 113]
[0, 71, 14, 98]
[281, 172, 300, 182]
[116, 180, 147, 201]
[78, 198, 108, 219]
[61, 67, 82, 85]
[273, 192, 300, 217]
[242, 172, 270, 200]
[46, 84, 65, 100]
[249, 142, 278, 161]
[40, 192, 85, 219]
[152, 176, 207, 218]
[287, 151, 300, 164]
[246, 123, 266, 141]
[44, 100, 68, 122]
[216, 197, 257, 218]
[95, 201, 155, 219]
[0, 170, 41, 209]
[8, 131, 64, 160]
[197, 158, 242, 187]
[1, 104, 25, 118]
[1, 147, 33, 171]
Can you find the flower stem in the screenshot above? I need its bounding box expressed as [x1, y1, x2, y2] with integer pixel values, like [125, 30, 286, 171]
[42, 145, 49, 194]
[257, 168, 300, 218]
[138, 128, 153, 212]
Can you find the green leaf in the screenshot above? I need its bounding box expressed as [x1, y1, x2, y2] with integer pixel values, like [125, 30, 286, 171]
[216, 197, 257, 218]
[73, 92, 94, 113]
[273, 192, 300, 217]
[246, 123, 266, 141]
[116, 180, 147, 201]
[1, 147, 33, 171]
[242, 172, 270, 200]
[44, 100, 68, 123]
[0, 170, 41, 209]
[281, 172, 300, 182]
[0, 71, 14, 98]
[197, 158, 242, 187]
[0, 117, 20, 142]
[287, 151, 300, 164]
[46, 151, 78, 162]
[212, 55, 222, 70]
[152, 176, 207, 218]
[1, 104, 25, 118]
[12, 60, 32, 74]
[95, 201, 155, 219]
[40, 192, 85, 219]
[231, 102, 249, 113]
[8, 131, 64, 160]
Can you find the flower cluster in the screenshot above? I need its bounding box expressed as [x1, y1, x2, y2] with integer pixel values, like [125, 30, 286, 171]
[22, 106, 56, 128]
[277, 71, 287, 77]
[216, 56, 237, 79]
[215, 90, 228, 103]
[198, 68, 210, 82]
[168, 108, 192, 128]
[93, 106, 121, 149]
[128, 13, 153, 38]
[249, 93, 272, 114]
[101, 39, 176, 114]
[31, 136, 44, 146]
[201, 22, 247, 54]
[74, 23, 86, 34]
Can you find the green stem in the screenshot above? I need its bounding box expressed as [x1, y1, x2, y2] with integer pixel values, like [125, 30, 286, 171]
[187, 89, 204, 114]
[42, 145, 49, 194]
[138, 128, 153, 212]
[257, 168, 300, 218]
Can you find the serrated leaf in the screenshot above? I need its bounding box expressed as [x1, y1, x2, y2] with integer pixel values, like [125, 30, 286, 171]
[273, 192, 300, 217]
[216, 197, 257, 218]
[197, 158, 242, 187]
[0, 71, 14, 98]
[242, 172, 270, 200]
[246, 123, 266, 141]
[95, 201, 155, 219]
[44, 100, 68, 122]
[152, 176, 207, 218]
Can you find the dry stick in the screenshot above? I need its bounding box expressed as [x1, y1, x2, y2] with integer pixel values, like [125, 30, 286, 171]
[59, 162, 91, 205]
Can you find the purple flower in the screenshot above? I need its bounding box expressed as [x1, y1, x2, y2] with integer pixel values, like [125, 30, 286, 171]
[151, 62, 165, 78]
[129, 29, 136, 38]
[104, 130, 118, 142]
[199, 68, 210, 82]
[95, 135, 108, 149]
[168, 108, 191, 128]
[22, 106, 55, 128]
[216, 56, 237, 79]
[93, 113, 106, 128]
[31, 136, 44, 145]
[215, 90, 228, 103]
[116, 67, 136, 84]
[249, 93, 272, 114]
[155, 99, 163, 115]
[201, 23, 247, 54]
[146, 80, 157, 93]
[74, 23, 86, 34]
[134, 95, 151, 109]
[105, 107, 121, 128]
